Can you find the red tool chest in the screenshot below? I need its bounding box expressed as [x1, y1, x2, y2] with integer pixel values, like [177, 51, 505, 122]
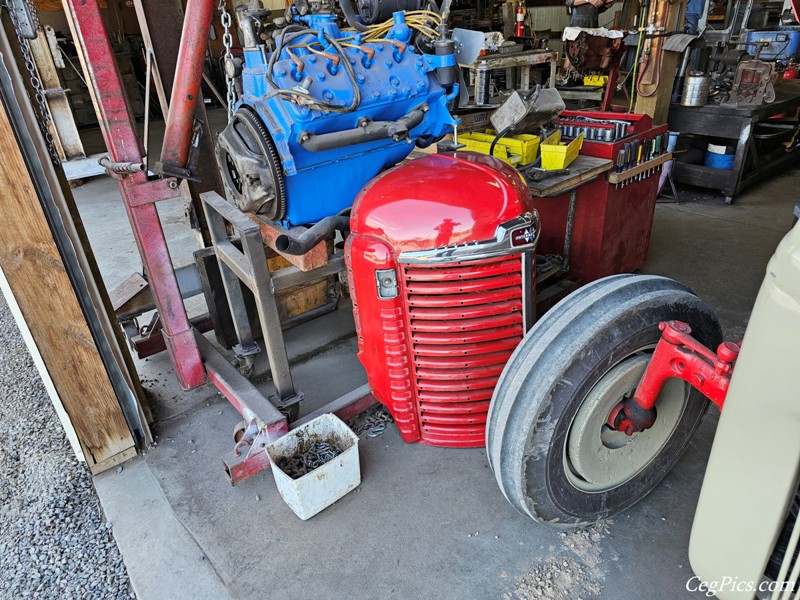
[531, 110, 669, 283]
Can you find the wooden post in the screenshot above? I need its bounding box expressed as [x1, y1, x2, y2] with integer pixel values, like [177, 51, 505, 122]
[633, 0, 687, 123]
[0, 64, 136, 473]
[633, 50, 683, 123]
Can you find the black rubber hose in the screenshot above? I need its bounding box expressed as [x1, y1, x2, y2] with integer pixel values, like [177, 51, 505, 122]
[338, 0, 370, 31]
[489, 126, 512, 157]
[489, 85, 541, 156]
[275, 216, 351, 255]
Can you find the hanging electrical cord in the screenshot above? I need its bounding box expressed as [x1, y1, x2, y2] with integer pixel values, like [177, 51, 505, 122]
[628, 4, 646, 112]
[348, 10, 444, 42]
[265, 28, 362, 113]
[636, 44, 662, 97]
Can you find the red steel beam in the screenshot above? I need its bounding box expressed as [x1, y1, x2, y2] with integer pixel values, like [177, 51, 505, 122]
[158, 0, 216, 172]
[63, 0, 205, 390]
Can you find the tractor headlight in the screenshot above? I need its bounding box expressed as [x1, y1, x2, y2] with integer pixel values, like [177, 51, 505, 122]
[375, 269, 398, 299]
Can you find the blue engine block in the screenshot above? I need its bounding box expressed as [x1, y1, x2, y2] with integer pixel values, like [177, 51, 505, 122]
[237, 12, 458, 226]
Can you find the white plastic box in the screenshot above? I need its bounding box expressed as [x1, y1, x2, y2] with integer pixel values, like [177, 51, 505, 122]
[266, 413, 360, 520]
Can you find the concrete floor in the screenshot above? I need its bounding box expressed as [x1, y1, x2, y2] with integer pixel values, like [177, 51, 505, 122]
[71, 128, 800, 599]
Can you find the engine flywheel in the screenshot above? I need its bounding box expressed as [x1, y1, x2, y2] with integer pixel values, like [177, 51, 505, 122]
[214, 107, 287, 221]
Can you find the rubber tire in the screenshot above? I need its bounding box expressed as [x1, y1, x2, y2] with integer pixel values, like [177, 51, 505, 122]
[486, 274, 722, 529]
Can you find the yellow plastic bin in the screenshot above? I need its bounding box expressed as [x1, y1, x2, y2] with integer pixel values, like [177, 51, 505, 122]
[540, 130, 583, 170]
[459, 131, 540, 166]
[583, 74, 608, 87]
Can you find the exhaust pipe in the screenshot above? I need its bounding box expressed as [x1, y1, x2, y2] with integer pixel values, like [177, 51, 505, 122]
[275, 216, 350, 255]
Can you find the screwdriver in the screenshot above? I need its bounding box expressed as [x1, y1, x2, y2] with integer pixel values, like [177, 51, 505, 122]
[636, 142, 643, 181]
[623, 142, 633, 188]
[652, 136, 661, 177]
[615, 148, 625, 189]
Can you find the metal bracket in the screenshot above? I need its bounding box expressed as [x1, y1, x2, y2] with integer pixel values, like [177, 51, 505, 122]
[7, 0, 38, 39]
[608, 320, 740, 435]
[200, 190, 299, 404]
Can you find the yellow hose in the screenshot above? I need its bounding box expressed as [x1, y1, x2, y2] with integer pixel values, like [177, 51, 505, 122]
[628, 5, 646, 112]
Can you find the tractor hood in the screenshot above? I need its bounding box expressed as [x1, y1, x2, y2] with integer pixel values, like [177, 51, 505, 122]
[350, 152, 533, 254]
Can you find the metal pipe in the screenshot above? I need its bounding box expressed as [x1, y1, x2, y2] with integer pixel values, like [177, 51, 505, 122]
[560, 189, 577, 275]
[99, 156, 146, 173]
[158, 0, 215, 174]
[275, 217, 350, 255]
[299, 105, 427, 152]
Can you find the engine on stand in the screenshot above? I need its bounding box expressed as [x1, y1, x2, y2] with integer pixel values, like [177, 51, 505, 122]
[215, 0, 459, 226]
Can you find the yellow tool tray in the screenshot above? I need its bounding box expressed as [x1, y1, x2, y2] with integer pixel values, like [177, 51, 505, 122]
[540, 130, 583, 170]
[458, 130, 540, 166]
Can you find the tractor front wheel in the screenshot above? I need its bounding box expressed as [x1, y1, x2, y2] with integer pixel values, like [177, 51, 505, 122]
[486, 275, 722, 529]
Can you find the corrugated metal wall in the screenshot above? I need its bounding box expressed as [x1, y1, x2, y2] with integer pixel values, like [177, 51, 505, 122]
[260, 0, 624, 37]
[530, 3, 623, 32]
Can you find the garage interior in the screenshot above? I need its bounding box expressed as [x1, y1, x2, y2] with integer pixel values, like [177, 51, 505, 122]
[0, 0, 798, 598]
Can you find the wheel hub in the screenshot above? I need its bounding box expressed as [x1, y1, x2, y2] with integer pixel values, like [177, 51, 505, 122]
[565, 354, 688, 492]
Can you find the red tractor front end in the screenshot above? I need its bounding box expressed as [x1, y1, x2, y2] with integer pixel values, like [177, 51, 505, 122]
[345, 152, 539, 448]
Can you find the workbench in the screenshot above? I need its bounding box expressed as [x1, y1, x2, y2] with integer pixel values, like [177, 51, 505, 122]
[460, 49, 559, 93]
[668, 80, 800, 204]
[526, 155, 613, 197]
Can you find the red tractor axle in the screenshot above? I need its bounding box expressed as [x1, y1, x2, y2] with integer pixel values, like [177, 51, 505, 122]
[608, 320, 741, 435]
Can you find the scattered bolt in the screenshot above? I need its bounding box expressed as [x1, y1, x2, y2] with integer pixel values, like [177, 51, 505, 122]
[366, 423, 387, 438]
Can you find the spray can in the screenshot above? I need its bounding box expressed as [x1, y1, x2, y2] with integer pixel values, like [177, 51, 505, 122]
[475, 61, 491, 105]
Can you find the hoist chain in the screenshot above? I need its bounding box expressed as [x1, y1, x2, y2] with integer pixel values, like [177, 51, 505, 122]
[219, 0, 235, 124]
[1, 0, 60, 165]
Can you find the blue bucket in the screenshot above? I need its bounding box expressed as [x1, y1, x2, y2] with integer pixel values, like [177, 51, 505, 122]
[704, 144, 734, 170]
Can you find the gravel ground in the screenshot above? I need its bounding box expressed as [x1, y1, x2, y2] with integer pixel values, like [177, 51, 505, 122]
[0, 296, 133, 599]
[505, 522, 616, 600]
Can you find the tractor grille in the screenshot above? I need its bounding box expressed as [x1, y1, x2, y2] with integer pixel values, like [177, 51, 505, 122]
[401, 255, 525, 447]
[766, 486, 800, 593]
